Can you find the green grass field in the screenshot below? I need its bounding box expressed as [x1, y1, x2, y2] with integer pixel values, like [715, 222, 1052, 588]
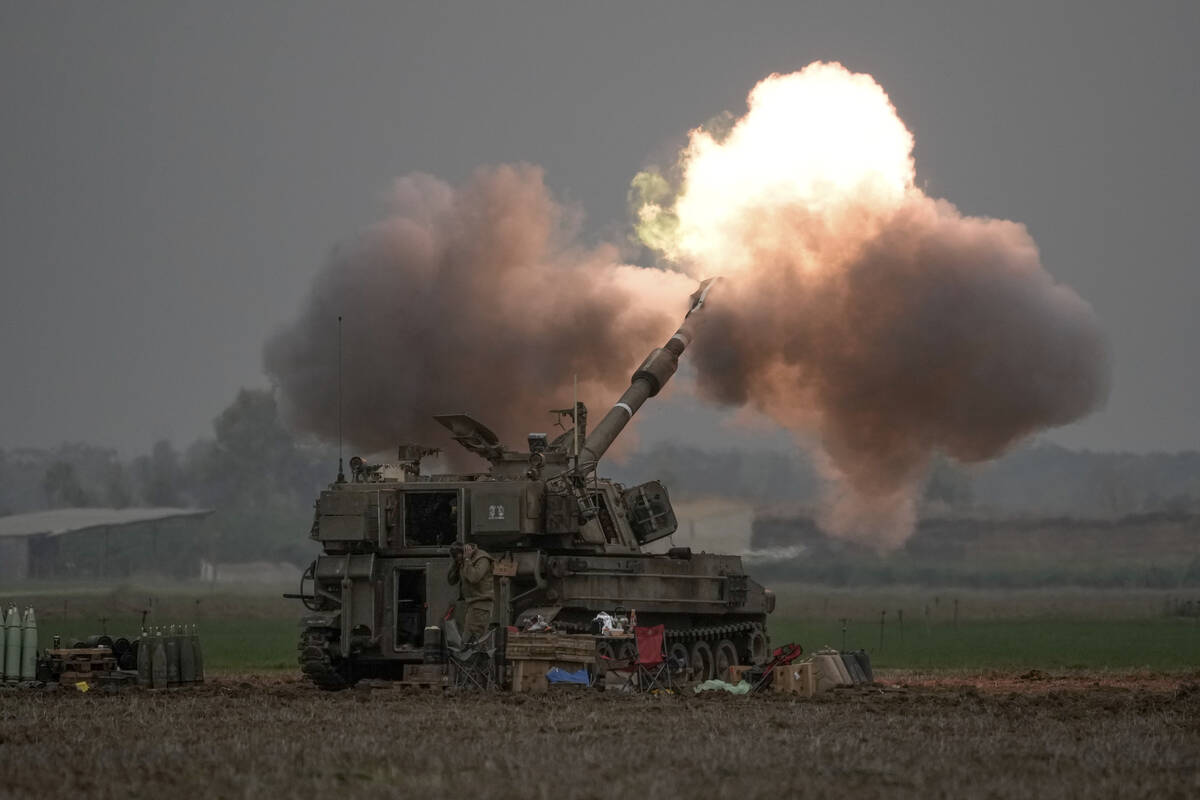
[6, 582, 1199, 673]
[770, 618, 1200, 671]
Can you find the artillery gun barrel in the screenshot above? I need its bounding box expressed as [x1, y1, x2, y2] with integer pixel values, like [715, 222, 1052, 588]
[577, 278, 718, 471]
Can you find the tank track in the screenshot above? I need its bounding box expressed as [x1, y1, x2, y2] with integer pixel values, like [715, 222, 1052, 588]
[298, 627, 351, 691]
[555, 619, 762, 641]
[662, 621, 763, 643]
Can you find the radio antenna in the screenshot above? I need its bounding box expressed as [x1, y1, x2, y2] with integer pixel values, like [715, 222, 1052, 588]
[336, 315, 345, 483]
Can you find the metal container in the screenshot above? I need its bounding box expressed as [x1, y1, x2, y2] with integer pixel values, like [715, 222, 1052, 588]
[422, 626, 442, 664]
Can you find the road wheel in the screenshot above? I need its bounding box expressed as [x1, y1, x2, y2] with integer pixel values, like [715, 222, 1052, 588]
[616, 639, 638, 663]
[688, 640, 714, 682]
[298, 627, 353, 691]
[667, 642, 690, 675]
[714, 639, 739, 681]
[744, 629, 768, 665]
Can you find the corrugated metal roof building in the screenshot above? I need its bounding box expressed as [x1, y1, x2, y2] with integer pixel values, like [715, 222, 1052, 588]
[0, 507, 212, 581]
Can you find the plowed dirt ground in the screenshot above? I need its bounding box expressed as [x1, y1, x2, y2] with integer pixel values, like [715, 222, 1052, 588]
[3, 672, 1199, 799]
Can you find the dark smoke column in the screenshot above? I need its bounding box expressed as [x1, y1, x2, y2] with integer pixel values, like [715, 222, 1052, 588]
[577, 278, 719, 471]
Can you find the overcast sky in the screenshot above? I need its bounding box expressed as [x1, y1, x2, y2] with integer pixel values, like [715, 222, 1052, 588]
[1, 1, 1196, 455]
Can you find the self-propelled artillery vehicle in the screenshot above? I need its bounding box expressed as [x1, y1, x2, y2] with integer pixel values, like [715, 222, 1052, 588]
[294, 279, 775, 689]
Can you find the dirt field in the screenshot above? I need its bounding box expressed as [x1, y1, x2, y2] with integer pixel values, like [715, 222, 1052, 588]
[3, 673, 1198, 799]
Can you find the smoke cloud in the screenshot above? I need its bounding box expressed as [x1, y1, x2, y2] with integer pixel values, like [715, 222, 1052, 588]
[267, 62, 1108, 549]
[634, 62, 1110, 547]
[264, 165, 693, 460]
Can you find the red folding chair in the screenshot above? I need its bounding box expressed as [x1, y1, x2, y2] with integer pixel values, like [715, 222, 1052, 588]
[629, 625, 675, 693]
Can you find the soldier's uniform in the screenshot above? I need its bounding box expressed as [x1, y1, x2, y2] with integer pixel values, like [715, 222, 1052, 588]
[448, 545, 494, 638]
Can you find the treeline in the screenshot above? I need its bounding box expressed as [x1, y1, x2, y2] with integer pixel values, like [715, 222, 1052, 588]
[751, 557, 1200, 590]
[0, 389, 336, 566]
[613, 440, 1200, 518]
[5, 395, 1200, 570]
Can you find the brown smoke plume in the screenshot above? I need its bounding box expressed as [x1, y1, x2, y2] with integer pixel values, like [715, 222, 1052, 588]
[263, 164, 693, 460]
[635, 62, 1110, 547]
[267, 62, 1108, 549]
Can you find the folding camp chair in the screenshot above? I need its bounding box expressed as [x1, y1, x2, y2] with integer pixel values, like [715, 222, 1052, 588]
[447, 623, 498, 690]
[626, 625, 676, 693]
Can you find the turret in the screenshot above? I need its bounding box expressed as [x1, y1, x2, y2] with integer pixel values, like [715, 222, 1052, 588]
[576, 277, 718, 473]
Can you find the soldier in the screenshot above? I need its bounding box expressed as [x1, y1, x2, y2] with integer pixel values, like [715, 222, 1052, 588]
[448, 542, 494, 640]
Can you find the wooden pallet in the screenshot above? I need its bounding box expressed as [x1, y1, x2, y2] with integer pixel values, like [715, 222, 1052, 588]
[59, 669, 115, 684]
[506, 633, 597, 664]
[57, 659, 117, 674]
[396, 678, 448, 689]
[50, 648, 118, 685]
[48, 647, 112, 661]
[403, 664, 447, 682]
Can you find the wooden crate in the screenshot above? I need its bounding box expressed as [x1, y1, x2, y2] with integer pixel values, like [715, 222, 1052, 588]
[48, 647, 112, 662]
[50, 648, 117, 685]
[56, 659, 116, 675]
[505, 633, 596, 664]
[727, 664, 756, 684]
[772, 662, 814, 697]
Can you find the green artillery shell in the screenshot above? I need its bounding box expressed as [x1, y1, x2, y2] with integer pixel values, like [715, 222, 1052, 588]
[136, 631, 151, 686]
[151, 632, 168, 689]
[3, 606, 19, 681]
[165, 627, 180, 686]
[191, 626, 204, 684]
[20, 608, 37, 681]
[179, 627, 195, 684]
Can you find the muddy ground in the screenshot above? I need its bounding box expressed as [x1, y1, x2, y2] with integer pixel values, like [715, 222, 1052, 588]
[2, 673, 1198, 799]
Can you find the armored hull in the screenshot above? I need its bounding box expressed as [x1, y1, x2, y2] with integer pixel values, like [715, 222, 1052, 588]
[294, 279, 775, 689]
[296, 478, 773, 689]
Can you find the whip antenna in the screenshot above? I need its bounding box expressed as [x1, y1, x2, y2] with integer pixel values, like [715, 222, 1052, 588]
[336, 315, 345, 483]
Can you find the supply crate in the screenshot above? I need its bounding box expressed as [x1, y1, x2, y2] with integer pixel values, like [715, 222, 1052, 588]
[772, 661, 815, 697]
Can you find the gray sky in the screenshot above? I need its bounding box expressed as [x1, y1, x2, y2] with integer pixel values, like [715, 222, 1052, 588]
[1, 1, 1196, 455]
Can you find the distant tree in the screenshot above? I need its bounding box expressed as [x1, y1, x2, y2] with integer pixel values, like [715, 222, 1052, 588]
[42, 461, 91, 507]
[183, 388, 333, 510]
[133, 439, 183, 506]
[103, 461, 133, 508]
[1182, 557, 1200, 587]
[1088, 461, 1137, 518]
[923, 456, 974, 511]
